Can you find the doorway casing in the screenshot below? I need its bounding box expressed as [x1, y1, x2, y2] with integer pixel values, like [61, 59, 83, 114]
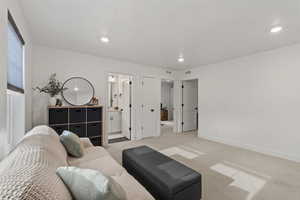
[105, 72, 134, 145]
[173, 78, 199, 134]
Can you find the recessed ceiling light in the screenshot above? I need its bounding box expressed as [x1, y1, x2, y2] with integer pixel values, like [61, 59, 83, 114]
[100, 36, 110, 43]
[178, 57, 184, 63]
[270, 26, 283, 33]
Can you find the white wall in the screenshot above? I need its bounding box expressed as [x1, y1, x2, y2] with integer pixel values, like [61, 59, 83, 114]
[179, 43, 300, 162]
[0, 0, 32, 159]
[0, 0, 8, 159]
[31, 45, 175, 143]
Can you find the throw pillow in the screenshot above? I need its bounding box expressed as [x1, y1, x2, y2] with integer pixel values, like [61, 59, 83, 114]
[56, 166, 127, 200]
[60, 130, 84, 157]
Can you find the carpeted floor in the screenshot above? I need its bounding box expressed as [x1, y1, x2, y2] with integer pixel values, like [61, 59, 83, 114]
[106, 124, 300, 200]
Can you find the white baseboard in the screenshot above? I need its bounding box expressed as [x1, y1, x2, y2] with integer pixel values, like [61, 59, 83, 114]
[199, 135, 300, 163]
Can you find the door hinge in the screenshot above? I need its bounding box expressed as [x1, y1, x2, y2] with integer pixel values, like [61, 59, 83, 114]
[181, 122, 184, 125]
[129, 81, 132, 85]
[129, 127, 132, 131]
[182, 85, 184, 89]
[129, 104, 132, 108]
[182, 104, 184, 107]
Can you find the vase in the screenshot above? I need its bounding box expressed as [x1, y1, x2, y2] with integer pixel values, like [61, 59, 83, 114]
[49, 95, 60, 106]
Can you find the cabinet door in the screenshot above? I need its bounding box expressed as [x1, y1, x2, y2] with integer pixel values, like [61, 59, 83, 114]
[69, 108, 86, 123]
[87, 107, 102, 122]
[87, 123, 102, 137]
[90, 137, 102, 146]
[69, 124, 86, 137]
[49, 108, 68, 125]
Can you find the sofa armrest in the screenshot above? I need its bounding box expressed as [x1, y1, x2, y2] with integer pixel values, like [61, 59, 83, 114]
[80, 138, 94, 148]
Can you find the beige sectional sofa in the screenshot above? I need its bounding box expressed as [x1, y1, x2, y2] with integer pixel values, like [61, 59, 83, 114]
[0, 126, 154, 200]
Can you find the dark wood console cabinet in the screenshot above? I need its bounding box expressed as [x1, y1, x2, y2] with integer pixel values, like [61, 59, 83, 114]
[48, 106, 103, 146]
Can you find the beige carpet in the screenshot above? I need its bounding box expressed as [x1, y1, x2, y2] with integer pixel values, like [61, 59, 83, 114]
[106, 125, 300, 200]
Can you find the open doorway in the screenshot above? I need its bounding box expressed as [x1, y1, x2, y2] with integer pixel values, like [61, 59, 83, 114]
[107, 73, 132, 143]
[182, 79, 198, 132]
[160, 79, 174, 135]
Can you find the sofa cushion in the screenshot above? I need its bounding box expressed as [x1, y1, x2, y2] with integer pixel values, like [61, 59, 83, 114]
[24, 125, 60, 139]
[80, 137, 94, 148]
[60, 131, 84, 157]
[56, 167, 127, 200]
[68, 146, 109, 165]
[112, 172, 154, 200]
[72, 154, 125, 177]
[23, 125, 68, 163]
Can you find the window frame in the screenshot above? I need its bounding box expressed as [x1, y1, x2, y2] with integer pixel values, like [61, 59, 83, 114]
[7, 10, 25, 94]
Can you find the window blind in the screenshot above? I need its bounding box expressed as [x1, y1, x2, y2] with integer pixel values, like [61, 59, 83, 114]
[7, 11, 25, 93]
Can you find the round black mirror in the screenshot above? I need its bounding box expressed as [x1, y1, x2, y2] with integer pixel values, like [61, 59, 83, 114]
[62, 77, 95, 106]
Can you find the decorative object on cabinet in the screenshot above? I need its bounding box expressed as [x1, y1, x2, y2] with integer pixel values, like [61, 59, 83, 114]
[48, 106, 103, 146]
[90, 97, 99, 105]
[62, 77, 95, 106]
[33, 73, 66, 106]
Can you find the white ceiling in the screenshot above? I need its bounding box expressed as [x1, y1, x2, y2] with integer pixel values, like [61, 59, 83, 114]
[20, 0, 300, 70]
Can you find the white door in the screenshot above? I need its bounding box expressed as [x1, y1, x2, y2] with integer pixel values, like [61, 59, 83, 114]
[120, 80, 131, 139]
[141, 77, 160, 138]
[182, 80, 198, 132]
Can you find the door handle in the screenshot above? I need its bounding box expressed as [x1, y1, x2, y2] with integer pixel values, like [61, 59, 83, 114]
[150, 109, 155, 112]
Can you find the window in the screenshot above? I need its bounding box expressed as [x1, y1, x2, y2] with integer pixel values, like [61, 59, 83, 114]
[7, 11, 25, 93]
[6, 11, 26, 150]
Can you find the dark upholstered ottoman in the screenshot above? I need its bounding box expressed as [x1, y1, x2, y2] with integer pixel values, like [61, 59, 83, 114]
[123, 146, 202, 200]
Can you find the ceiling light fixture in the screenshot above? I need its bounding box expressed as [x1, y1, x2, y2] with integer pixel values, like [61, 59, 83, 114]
[270, 26, 283, 33]
[178, 56, 184, 63]
[100, 36, 110, 43]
